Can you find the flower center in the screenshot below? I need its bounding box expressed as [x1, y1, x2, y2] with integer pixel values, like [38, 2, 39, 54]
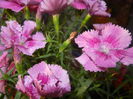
[100, 45, 109, 54]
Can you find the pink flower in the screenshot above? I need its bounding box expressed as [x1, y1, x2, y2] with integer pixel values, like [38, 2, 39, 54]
[0, 52, 8, 93]
[0, 0, 42, 12]
[75, 23, 133, 72]
[16, 61, 71, 98]
[39, 0, 72, 15]
[71, 0, 110, 16]
[16, 75, 40, 99]
[28, 61, 71, 97]
[0, 20, 46, 56]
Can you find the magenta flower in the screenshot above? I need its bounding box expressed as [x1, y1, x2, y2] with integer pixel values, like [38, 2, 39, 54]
[75, 23, 133, 72]
[0, 52, 8, 93]
[71, 0, 110, 16]
[16, 61, 71, 98]
[0, 0, 42, 12]
[0, 20, 46, 56]
[39, 0, 72, 15]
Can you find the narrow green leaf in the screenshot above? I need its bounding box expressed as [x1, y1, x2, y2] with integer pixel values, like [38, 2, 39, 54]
[15, 91, 21, 99]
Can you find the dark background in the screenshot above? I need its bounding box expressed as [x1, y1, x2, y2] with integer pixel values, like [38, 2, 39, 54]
[92, 0, 133, 33]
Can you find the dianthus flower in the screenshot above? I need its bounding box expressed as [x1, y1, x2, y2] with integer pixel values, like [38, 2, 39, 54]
[0, 20, 46, 56]
[71, 0, 110, 16]
[75, 23, 133, 72]
[16, 61, 71, 98]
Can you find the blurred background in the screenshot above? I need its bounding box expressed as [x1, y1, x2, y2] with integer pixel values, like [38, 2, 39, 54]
[93, 0, 133, 31]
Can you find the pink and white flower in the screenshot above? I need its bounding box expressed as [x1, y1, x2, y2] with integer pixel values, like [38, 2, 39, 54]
[71, 0, 110, 16]
[75, 23, 133, 72]
[0, 20, 46, 56]
[16, 61, 71, 98]
[28, 61, 71, 97]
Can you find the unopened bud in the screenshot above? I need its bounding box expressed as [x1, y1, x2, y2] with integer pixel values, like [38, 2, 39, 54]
[59, 32, 77, 53]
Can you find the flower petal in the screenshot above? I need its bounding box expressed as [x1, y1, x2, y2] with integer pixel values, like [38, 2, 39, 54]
[16, 75, 40, 99]
[0, 52, 8, 68]
[18, 32, 46, 56]
[75, 30, 101, 48]
[0, 0, 24, 12]
[49, 65, 71, 93]
[75, 53, 104, 72]
[22, 21, 36, 36]
[94, 54, 119, 68]
[40, 0, 68, 14]
[102, 24, 132, 49]
[16, 75, 26, 93]
[71, 1, 87, 10]
[28, 61, 51, 79]
[121, 47, 133, 65]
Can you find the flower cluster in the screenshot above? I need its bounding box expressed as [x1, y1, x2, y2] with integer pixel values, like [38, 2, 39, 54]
[0, 0, 110, 17]
[0, 0, 132, 98]
[0, 20, 47, 94]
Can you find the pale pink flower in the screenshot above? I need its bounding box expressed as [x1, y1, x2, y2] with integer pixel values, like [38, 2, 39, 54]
[71, 0, 110, 16]
[0, 52, 8, 93]
[75, 23, 133, 72]
[0, 20, 46, 56]
[16, 61, 71, 98]
[0, 0, 42, 12]
[28, 61, 71, 97]
[39, 0, 72, 15]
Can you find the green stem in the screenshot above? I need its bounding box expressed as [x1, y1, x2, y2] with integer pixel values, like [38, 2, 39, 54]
[59, 39, 71, 53]
[80, 14, 91, 30]
[36, 9, 42, 31]
[36, 18, 41, 31]
[16, 63, 23, 74]
[53, 14, 60, 40]
[24, 6, 30, 20]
